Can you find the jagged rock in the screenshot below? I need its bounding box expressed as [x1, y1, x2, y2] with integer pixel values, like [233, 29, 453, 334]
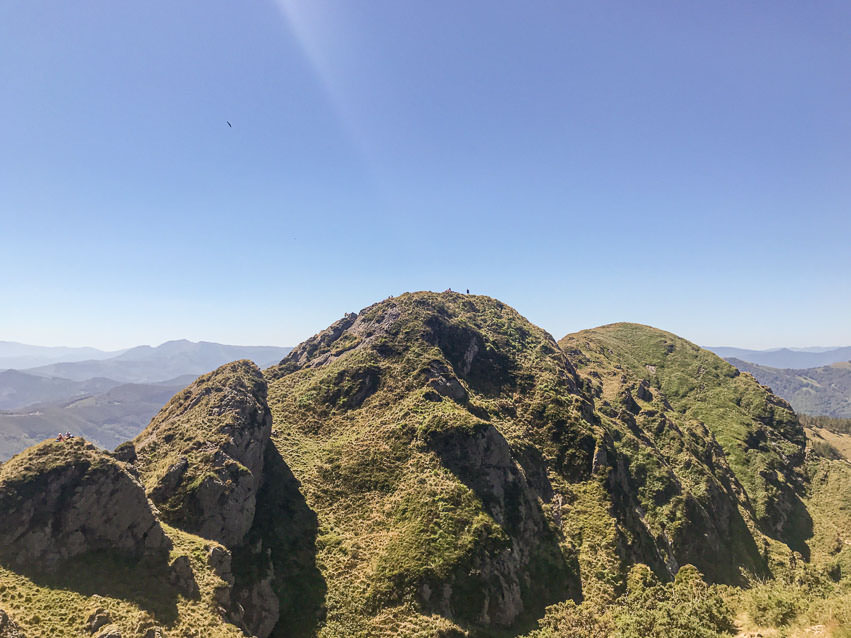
[94, 625, 121, 638]
[133, 360, 272, 547]
[274, 304, 403, 375]
[235, 572, 279, 638]
[112, 442, 137, 464]
[208, 544, 234, 583]
[636, 379, 653, 402]
[207, 545, 234, 607]
[424, 360, 468, 403]
[620, 388, 641, 414]
[168, 555, 199, 599]
[426, 422, 575, 625]
[148, 458, 188, 503]
[0, 610, 26, 638]
[86, 608, 111, 633]
[0, 439, 170, 571]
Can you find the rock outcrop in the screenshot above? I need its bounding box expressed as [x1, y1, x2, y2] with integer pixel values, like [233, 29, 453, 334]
[425, 423, 574, 625]
[0, 439, 169, 572]
[131, 360, 283, 637]
[133, 360, 273, 548]
[0, 610, 25, 638]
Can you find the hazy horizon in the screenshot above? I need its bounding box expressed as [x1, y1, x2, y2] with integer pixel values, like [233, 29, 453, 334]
[2, 2, 849, 350]
[2, 320, 849, 354]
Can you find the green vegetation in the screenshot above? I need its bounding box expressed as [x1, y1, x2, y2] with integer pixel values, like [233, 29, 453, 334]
[266, 292, 590, 635]
[528, 564, 733, 638]
[561, 323, 807, 553]
[2, 293, 851, 637]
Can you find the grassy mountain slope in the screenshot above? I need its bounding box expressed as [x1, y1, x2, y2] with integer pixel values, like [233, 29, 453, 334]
[263, 295, 819, 635]
[1, 294, 849, 637]
[560, 323, 807, 551]
[727, 358, 851, 419]
[265, 292, 594, 635]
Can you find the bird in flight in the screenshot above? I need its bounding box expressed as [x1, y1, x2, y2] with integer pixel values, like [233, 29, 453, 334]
[227, 121, 232, 128]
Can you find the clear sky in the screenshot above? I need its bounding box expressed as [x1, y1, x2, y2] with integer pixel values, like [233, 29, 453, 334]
[1, 1, 849, 350]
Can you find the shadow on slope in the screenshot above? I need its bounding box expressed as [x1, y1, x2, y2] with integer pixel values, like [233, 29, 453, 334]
[10, 550, 180, 625]
[426, 422, 579, 633]
[232, 444, 327, 638]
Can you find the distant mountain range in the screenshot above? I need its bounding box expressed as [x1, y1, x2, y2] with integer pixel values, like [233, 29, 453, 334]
[0, 341, 125, 370]
[726, 358, 851, 419]
[18, 339, 291, 383]
[706, 346, 851, 369]
[0, 370, 124, 411]
[0, 340, 292, 460]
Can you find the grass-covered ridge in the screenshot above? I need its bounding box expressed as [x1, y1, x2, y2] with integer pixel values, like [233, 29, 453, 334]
[560, 323, 807, 549]
[266, 292, 595, 635]
[264, 294, 829, 635]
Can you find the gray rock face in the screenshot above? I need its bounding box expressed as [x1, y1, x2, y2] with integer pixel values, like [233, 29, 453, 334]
[426, 423, 575, 627]
[235, 570, 279, 638]
[134, 360, 273, 548]
[0, 440, 170, 571]
[149, 457, 188, 503]
[424, 360, 468, 403]
[132, 361, 282, 636]
[273, 303, 403, 375]
[0, 610, 26, 638]
[635, 379, 653, 402]
[85, 608, 111, 634]
[168, 555, 200, 599]
[93, 625, 121, 638]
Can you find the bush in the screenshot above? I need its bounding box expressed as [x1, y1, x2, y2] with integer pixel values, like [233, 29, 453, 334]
[743, 582, 803, 626]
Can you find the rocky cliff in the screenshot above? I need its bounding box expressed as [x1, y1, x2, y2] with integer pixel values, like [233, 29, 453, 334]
[132, 360, 272, 548]
[130, 359, 285, 637]
[0, 438, 170, 572]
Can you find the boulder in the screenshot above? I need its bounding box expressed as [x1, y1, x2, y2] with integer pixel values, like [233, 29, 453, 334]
[94, 625, 121, 638]
[85, 607, 111, 633]
[0, 439, 170, 571]
[168, 555, 199, 599]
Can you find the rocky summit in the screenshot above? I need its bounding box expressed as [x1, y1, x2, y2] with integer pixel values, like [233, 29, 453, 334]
[0, 292, 849, 638]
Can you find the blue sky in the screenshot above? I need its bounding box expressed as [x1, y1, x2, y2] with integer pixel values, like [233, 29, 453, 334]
[1, 1, 849, 350]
